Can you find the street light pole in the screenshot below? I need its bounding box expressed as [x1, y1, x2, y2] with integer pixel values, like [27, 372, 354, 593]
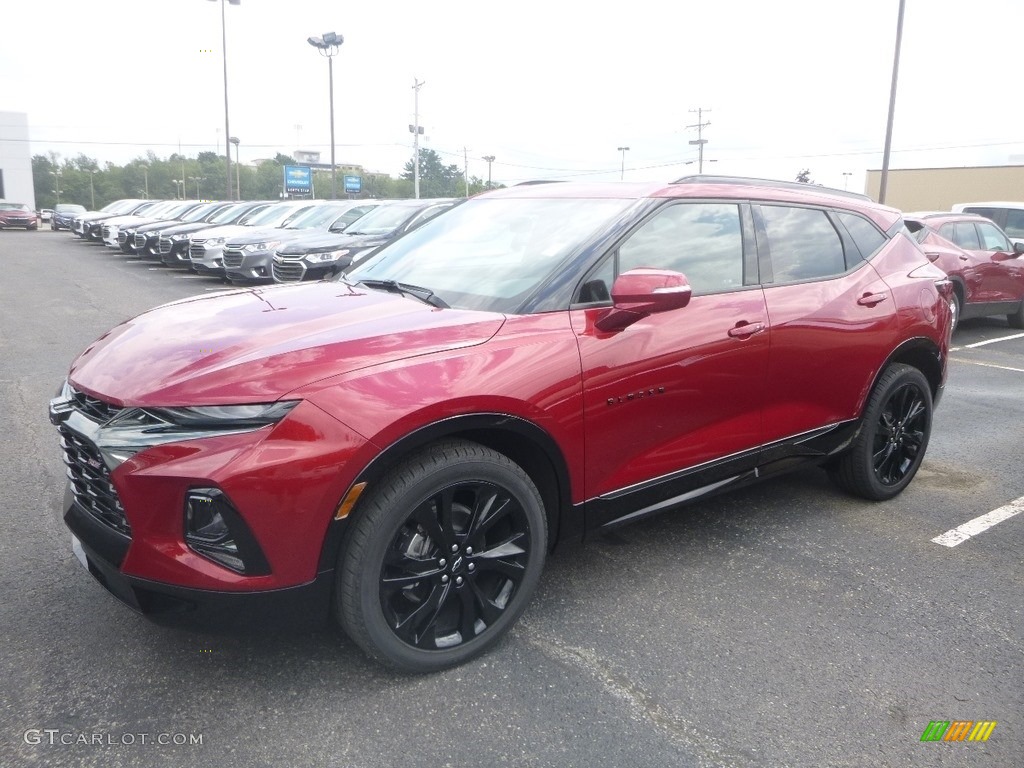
[209, 0, 240, 201]
[307, 32, 343, 200]
[483, 155, 495, 189]
[879, 0, 906, 204]
[89, 170, 96, 209]
[412, 78, 425, 199]
[50, 170, 61, 205]
[842, 172, 853, 191]
[617, 146, 630, 180]
[230, 136, 241, 199]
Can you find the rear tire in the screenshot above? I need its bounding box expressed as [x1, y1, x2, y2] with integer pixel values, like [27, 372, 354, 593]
[829, 364, 932, 501]
[1008, 300, 1024, 329]
[337, 439, 547, 672]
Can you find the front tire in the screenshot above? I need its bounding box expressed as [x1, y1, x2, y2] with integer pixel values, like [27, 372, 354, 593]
[337, 440, 547, 672]
[829, 364, 932, 501]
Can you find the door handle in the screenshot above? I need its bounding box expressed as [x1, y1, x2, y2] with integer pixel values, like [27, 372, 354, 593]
[857, 292, 888, 307]
[728, 322, 766, 338]
[959, 255, 969, 261]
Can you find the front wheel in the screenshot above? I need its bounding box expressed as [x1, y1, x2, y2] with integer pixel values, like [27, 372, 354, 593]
[829, 364, 932, 501]
[337, 440, 547, 672]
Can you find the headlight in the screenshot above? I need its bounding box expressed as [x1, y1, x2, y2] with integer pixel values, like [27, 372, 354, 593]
[171, 233, 190, 242]
[207, 237, 226, 246]
[243, 240, 280, 252]
[305, 249, 350, 264]
[147, 402, 299, 428]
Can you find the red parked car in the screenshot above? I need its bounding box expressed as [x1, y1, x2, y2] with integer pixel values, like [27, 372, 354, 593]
[50, 177, 952, 671]
[905, 211, 1024, 331]
[0, 202, 39, 230]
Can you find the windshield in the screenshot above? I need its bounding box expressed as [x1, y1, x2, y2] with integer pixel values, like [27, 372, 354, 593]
[0, 203, 30, 211]
[245, 204, 314, 228]
[56, 204, 86, 214]
[348, 197, 635, 313]
[210, 202, 255, 224]
[344, 204, 427, 236]
[181, 202, 223, 222]
[284, 204, 355, 230]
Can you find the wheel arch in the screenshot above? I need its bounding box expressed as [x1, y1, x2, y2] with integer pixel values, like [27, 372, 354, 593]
[318, 413, 576, 572]
[869, 337, 944, 411]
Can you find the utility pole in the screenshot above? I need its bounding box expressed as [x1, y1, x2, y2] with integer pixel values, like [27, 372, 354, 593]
[411, 78, 425, 199]
[483, 155, 495, 189]
[879, 0, 906, 204]
[617, 146, 630, 180]
[463, 146, 470, 197]
[686, 108, 711, 174]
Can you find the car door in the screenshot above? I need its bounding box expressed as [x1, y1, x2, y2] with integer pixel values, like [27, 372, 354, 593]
[974, 220, 1024, 302]
[756, 205, 899, 449]
[937, 221, 1003, 303]
[571, 200, 769, 528]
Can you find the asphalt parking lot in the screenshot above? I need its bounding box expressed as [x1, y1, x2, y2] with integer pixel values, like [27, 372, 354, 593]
[1, 229, 1021, 767]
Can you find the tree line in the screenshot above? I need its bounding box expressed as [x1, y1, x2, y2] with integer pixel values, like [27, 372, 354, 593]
[32, 149, 502, 210]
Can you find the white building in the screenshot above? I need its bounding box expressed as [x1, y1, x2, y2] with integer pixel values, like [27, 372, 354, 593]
[0, 112, 35, 208]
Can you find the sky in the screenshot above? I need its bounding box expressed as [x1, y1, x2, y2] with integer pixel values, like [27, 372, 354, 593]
[4, 0, 1024, 194]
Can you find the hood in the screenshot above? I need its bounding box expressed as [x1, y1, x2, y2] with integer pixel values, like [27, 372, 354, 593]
[224, 227, 313, 247]
[189, 224, 251, 241]
[159, 221, 222, 237]
[278, 231, 354, 254]
[68, 281, 506, 406]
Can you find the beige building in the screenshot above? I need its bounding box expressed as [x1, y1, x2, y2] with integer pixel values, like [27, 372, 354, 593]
[865, 165, 1024, 212]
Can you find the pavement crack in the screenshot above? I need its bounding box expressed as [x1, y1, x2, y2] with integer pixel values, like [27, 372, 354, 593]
[518, 626, 757, 768]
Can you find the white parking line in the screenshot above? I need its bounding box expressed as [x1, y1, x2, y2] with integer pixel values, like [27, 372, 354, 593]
[949, 358, 1024, 373]
[963, 331, 1024, 348]
[932, 497, 1024, 547]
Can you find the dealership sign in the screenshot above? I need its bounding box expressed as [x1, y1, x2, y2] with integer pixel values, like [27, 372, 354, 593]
[344, 175, 361, 194]
[284, 165, 312, 194]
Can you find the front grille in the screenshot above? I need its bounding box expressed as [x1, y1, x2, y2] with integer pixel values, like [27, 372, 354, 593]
[104, 226, 113, 240]
[134, 233, 147, 249]
[159, 237, 173, 254]
[223, 248, 244, 269]
[189, 240, 207, 261]
[60, 427, 130, 535]
[69, 387, 123, 423]
[272, 261, 305, 282]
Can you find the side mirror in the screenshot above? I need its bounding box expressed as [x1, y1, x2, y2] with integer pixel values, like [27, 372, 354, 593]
[595, 268, 692, 332]
[1013, 240, 1024, 256]
[329, 223, 348, 233]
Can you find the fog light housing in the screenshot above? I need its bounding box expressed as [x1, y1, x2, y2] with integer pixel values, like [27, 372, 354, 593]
[184, 489, 271, 575]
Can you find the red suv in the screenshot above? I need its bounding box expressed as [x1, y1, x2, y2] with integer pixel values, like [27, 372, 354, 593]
[49, 177, 952, 671]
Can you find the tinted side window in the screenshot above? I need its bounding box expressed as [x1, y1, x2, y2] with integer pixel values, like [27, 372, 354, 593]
[760, 205, 845, 282]
[1005, 210, 1024, 239]
[950, 222, 982, 250]
[618, 203, 744, 295]
[836, 212, 886, 260]
[963, 206, 1000, 221]
[977, 222, 1010, 251]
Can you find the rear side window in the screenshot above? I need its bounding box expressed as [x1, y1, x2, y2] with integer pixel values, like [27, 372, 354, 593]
[760, 205, 845, 282]
[962, 206, 1000, 221]
[836, 212, 886, 260]
[940, 222, 982, 250]
[1004, 210, 1024, 239]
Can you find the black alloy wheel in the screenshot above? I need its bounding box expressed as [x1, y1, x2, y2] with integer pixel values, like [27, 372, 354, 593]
[338, 440, 546, 672]
[829, 363, 932, 501]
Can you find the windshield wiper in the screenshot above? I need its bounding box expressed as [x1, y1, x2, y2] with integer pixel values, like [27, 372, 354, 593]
[359, 279, 449, 308]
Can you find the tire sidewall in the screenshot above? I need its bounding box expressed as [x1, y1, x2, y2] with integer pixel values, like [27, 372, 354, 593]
[859, 366, 932, 499]
[341, 446, 547, 672]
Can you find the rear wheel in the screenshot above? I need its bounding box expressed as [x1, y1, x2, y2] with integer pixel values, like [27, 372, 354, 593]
[829, 364, 932, 500]
[337, 440, 547, 672]
[1008, 300, 1024, 329]
[949, 290, 962, 333]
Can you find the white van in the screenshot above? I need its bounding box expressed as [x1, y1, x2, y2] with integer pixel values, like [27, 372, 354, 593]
[951, 201, 1024, 241]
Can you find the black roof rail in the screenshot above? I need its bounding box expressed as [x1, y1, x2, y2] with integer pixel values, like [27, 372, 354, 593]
[513, 180, 566, 186]
[672, 174, 872, 202]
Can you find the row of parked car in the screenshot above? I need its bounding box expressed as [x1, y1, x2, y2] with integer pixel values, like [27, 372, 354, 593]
[53, 193, 1024, 331]
[60, 196, 460, 284]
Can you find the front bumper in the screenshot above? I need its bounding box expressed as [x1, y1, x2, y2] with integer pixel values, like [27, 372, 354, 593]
[66, 495, 335, 625]
[224, 247, 275, 283]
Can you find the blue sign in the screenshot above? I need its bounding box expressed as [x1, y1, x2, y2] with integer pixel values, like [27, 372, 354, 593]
[343, 175, 361, 194]
[284, 165, 312, 194]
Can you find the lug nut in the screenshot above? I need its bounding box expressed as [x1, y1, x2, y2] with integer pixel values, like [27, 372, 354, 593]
[455, 576, 464, 586]
[451, 544, 458, 553]
[465, 546, 473, 555]
[467, 563, 475, 572]
[441, 575, 449, 584]
[438, 558, 447, 568]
